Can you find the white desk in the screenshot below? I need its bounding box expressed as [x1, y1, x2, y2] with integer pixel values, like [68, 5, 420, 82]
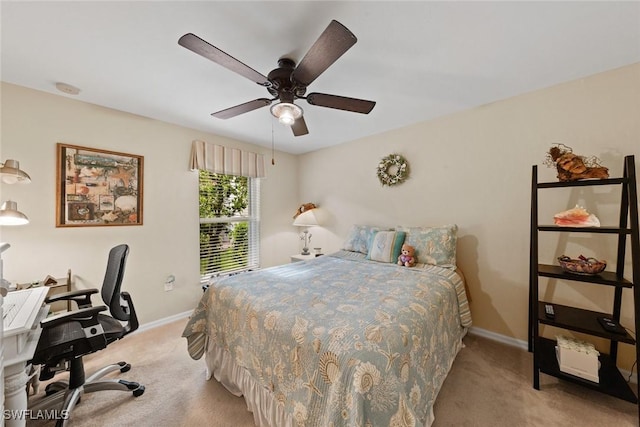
[2, 287, 49, 427]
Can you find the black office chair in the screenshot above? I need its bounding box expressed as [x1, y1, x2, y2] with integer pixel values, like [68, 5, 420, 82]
[29, 244, 145, 426]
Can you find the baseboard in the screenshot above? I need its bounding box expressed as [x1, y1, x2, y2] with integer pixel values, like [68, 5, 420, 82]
[468, 326, 528, 350]
[468, 326, 637, 385]
[133, 310, 192, 334]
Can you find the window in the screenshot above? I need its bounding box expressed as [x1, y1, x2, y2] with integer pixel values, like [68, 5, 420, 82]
[199, 170, 260, 281]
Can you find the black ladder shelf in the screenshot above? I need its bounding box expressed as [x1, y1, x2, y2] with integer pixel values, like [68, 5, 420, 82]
[529, 155, 640, 418]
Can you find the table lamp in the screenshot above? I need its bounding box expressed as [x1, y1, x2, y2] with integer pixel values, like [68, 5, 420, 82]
[293, 208, 321, 255]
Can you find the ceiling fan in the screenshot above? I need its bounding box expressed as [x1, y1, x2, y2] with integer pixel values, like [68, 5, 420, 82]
[178, 20, 376, 137]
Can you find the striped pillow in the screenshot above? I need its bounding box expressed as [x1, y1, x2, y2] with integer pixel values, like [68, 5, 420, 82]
[366, 231, 406, 263]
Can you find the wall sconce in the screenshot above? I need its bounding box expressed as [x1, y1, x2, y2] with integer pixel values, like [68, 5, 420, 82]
[0, 159, 31, 184]
[0, 159, 31, 226]
[0, 200, 29, 226]
[293, 208, 322, 255]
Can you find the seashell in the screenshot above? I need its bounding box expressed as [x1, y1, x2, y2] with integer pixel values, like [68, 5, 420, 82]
[246, 311, 259, 332]
[114, 195, 137, 211]
[274, 360, 285, 382]
[292, 317, 309, 344]
[293, 402, 308, 423]
[264, 311, 280, 330]
[409, 303, 427, 316]
[375, 309, 393, 325]
[365, 324, 384, 343]
[313, 337, 322, 354]
[389, 394, 416, 427]
[400, 354, 411, 382]
[409, 383, 422, 407]
[353, 362, 381, 394]
[319, 351, 340, 384]
[553, 205, 600, 227]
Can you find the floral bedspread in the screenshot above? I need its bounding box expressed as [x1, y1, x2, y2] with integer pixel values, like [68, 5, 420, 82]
[182, 251, 471, 426]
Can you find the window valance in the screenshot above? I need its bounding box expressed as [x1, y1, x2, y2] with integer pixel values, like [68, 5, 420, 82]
[189, 140, 266, 178]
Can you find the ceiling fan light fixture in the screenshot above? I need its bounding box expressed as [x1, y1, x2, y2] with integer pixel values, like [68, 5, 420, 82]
[270, 102, 303, 126]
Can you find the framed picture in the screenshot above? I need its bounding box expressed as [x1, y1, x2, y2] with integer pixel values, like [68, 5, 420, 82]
[56, 143, 144, 227]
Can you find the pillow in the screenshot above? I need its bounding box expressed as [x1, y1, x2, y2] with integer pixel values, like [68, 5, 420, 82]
[342, 225, 384, 254]
[397, 224, 458, 268]
[366, 230, 406, 263]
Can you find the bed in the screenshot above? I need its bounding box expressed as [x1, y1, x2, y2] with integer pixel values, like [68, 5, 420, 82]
[183, 226, 471, 427]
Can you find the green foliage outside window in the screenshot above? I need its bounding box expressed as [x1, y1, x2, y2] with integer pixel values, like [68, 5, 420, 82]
[199, 171, 250, 276]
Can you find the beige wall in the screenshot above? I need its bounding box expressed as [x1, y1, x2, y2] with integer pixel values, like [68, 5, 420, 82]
[0, 82, 300, 324]
[299, 63, 640, 367]
[1, 64, 639, 365]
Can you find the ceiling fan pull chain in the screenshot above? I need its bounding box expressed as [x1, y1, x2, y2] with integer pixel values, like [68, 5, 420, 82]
[271, 120, 275, 166]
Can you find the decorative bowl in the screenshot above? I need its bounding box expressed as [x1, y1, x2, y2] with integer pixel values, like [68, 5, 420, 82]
[557, 255, 606, 275]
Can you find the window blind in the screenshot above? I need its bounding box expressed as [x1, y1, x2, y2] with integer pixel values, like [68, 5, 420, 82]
[199, 171, 260, 281]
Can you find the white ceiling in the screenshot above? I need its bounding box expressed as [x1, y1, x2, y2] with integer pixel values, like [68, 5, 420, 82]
[2, 1, 639, 155]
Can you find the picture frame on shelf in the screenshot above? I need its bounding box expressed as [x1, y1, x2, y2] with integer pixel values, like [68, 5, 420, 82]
[56, 143, 144, 227]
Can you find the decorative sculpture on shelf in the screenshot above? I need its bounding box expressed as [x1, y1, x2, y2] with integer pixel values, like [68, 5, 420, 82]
[544, 144, 609, 182]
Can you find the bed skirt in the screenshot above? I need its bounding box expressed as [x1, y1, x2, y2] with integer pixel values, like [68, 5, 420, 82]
[202, 335, 466, 427]
[205, 338, 295, 427]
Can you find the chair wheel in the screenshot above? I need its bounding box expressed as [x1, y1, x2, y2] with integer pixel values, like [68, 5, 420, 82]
[119, 363, 131, 373]
[133, 386, 145, 397]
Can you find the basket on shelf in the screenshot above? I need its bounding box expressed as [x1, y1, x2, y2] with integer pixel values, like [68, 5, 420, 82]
[557, 255, 606, 275]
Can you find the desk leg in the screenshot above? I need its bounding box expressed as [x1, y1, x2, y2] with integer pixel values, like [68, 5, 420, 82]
[3, 364, 28, 427]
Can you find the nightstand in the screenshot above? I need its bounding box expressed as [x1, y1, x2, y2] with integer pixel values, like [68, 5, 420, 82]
[290, 253, 318, 262]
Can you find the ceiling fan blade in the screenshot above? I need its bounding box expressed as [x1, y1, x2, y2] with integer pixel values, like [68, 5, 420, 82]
[211, 98, 272, 119]
[291, 116, 309, 136]
[306, 93, 376, 114]
[291, 20, 357, 86]
[179, 33, 270, 86]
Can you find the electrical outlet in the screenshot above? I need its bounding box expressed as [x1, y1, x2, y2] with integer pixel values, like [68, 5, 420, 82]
[164, 275, 175, 291]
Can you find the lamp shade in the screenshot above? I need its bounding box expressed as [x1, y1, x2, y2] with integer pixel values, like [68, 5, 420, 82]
[292, 208, 321, 227]
[0, 159, 31, 184]
[0, 200, 29, 225]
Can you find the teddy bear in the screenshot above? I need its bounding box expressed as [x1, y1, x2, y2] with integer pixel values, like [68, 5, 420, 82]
[293, 202, 317, 219]
[398, 244, 416, 267]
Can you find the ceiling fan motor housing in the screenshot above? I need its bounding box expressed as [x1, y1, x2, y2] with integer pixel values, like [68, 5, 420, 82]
[267, 58, 306, 99]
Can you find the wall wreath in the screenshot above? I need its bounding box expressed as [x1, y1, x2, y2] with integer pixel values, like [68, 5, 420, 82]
[376, 154, 409, 186]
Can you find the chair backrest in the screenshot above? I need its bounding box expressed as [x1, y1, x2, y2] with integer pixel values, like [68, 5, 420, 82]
[101, 244, 130, 321]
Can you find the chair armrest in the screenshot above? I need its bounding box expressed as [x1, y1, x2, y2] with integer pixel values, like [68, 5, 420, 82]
[46, 288, 98, 309]
[41, 305, 107, 329]
[121, 292, 139, 334]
